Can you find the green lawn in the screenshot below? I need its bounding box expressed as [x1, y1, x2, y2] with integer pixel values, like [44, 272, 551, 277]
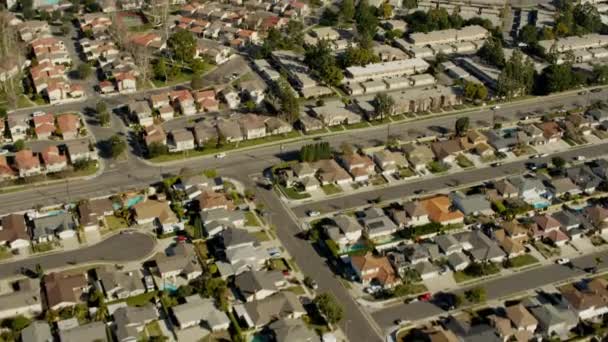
[427, 161, 450, 174]
[31, 242, 56, 254]
[328, 125, 345, 132]
[0, 246, 12, 260]
[105, 215, 128, 231]
[321, 184, 343, 195]
[370, 175, 388, 186]
[126, 291, 157, 306]
[370, 117, 392, 126]
[151, 70, 195, 88]
[398, 167, 416, 178]
[148, 131, 301, 163]
[506, 254, 539, 268]
[252, 230, 271, 242]
[453, 263, 501, 283]
[145, 321, 164, 339]
[194, 241, 209, 261]
[285, 285, 306, 295]
[270, 258, 289, 272]
[532, 241, 560, 259]
[344, 122, 371, 130]
[278, 185, 312, 200]
[456, 154, 474, 168]
[244, 211, 261, 227]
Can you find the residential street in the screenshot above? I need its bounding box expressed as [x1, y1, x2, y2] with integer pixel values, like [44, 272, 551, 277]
[291, 141, 608, 217]
[371, 251, 608, 332]
[0, 88, 606, 215]
[0, 232, 155, 279]
[253, 182, 384, 342]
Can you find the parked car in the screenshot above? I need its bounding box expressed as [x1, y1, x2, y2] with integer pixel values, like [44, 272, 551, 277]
[267, 247, 281, 258]
[419, 292, 432, 301]
[491, 162, 503, 167]
[144, 276, 155, 291]
[215, 152, 226, 159]
[307, 210, 321, 217]
[556, 258, 571, 265]
[575, 155, 586, 161]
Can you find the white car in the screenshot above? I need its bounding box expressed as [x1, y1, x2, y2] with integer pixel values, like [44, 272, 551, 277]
[539, 153, 548, 157]
[32, 111, 46, 117]
[556, 258, 571, 265]
[307, 210, 320, 217]
[491, 105, 501, 110]
[215, 152, 226, 159]
[575, 155, 586, 161]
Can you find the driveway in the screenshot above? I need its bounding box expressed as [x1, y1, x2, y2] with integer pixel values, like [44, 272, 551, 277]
[0, 232, 155, 279]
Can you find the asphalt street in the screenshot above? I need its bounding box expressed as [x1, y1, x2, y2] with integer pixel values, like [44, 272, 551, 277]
[1, 88, 606, 214]
[372, 250, 608, 332]
[291, 141, 608, 217]
[0, 232, 155, 279]
[254, 182, 384, 342]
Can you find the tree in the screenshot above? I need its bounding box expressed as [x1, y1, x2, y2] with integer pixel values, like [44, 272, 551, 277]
[96, 101, 110, 126]
[372, 92, 395, 120]
[153, 57, 169, 82]
[77, 63, 93, 79]
[109, 135, 127, 159]
[341, 44, 380, 67]
[0, 106, 6, 119]
[403, 0, 417, 9]
[314, 293, 344, 325]
[129, 45, 152, 84]
[340, 142, 354, 155]
[190, 59, 207, 74]
[340, 0, 355, 22]
[518, 24, 539, 45]
[535, 61, 578, 95]
[552, 156, 566, 168]
[355, 0, 378, 38]
[381, 2, 393, 19]
[304, 40, 343, 87]
[592, 64, 608, 84]
[168, 29, 197, 63]
[465, 287, 486, 303]
[148, 142, 168, 157]
[191, 74, 205, 90]
[275, 77, 300, 123]
[497, 49, 535, 99]
[320, 8, 339, 26]
[477, 38, 505, 68]
[455, 117, 469, 136]
[13, 139, 25, 152]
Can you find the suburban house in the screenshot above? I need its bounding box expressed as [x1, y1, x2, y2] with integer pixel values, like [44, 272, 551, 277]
[41, 145, 68, 173]
[529, 303, 577, 337]
[154, 242, 203, 283]
[95, 267, 145, 301]
[508, 176, 550, 208]
[216, 119, 244, 142]
[15, 149, 42, 178]
[32, 112, 55, 139]
[435, 234, 464, 255]
[431, 139, 463, 163]
[506, 304, 538, 333]
[372, 150, 406, 175]
[455, 230, 506, 263]
[193, 89, 219, 112]
[171, 295, 230, 331]
[43, 272, 89, 311]
[560, 279, 608, 320]
[339, 153, 376, 182]
[58, 321, 108, 342]
[420, 195, 464, 225]
[234, 269, 285, 302]
[113, 304, 158, 342]
[350, 252, 399, 288]
[168, 129, 195, 152]
[360, 207, 399, 241]
[323, 215, 363, 253]
[449, 192, 493, 216]
[31, 211, 77, 243]
[584, 205, 608, 233]
[0, 214, 31, 251]
[536, 122, 563, 143]
[0, 278, 42, 320]
[56, 113, 81, 139]
[132, 200, 183, 234]
[269, 319, 320, 342]
[65, 140, 96, 163]
[144, 125, 167, 148]
[77, 198, 114, 231]
[8, 117, 28, 142]
[313, 159, 352, 185]
[0, 156, 15, 180]
[170, 90, 197, 116]
[237, 292, 305, 328]
[402, 201, 430, 227]
[129, 101, 154, 127]
[21, 321, 53, 342]
[238, 114, 267, 140]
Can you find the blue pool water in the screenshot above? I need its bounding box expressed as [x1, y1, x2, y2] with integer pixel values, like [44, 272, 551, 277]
[113, 195, 145, 210]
